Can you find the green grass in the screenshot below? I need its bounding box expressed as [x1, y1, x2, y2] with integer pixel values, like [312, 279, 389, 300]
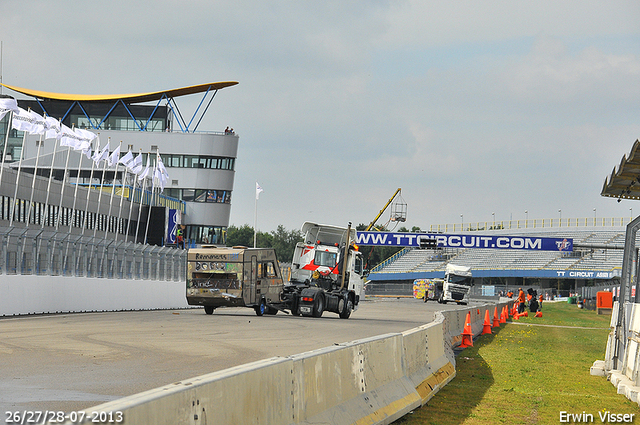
[394, 302, 638, 424]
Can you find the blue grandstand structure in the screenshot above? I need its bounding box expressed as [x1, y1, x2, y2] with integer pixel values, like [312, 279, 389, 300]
[366, 222, 632, 298]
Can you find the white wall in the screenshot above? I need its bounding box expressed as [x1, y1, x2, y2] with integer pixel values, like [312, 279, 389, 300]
[0, 275, 188, 316]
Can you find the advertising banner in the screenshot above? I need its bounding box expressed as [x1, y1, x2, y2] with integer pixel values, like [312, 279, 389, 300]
[167, 209, 180, 245]
[356, 232, 573, 252]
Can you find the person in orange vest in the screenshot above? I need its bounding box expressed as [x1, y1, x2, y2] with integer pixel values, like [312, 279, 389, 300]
[517, 288, 526, 314]
[538, 294, 543, 310]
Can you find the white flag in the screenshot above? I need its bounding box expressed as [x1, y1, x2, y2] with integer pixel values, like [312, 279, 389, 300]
[157, 154, 169, 181]
[256, 182, 263, 200]
[12, 108, 45, 135]
[154, 164, 166, 191]
[73, 128, 97, 154]
[130, 153, 143, 174]
[57, 124, 76, 148]
[157, 154, 168, 176]
[119, 150, 134, 169]
[137, 155, 150, 181]
[0, 97, 19, 121]
[108, 144, 121, 168]
[43, 116, 61, 140]
[154, 153, 168, 192]
[92, 142, 110, 166]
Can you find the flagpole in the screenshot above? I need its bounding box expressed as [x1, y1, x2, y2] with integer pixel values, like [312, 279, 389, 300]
[9, 129, 28, 228]
[124, 149, 142, 242]
[115, 146, 130, 243]
[0, 109, 12, 193]
[253, 182, 263, 248]
[80, 140, 99, 237]
[65, 131, 93, 273]
[68, 126, 86, 234]
[89, 139, 111, 275]
[25, 132, 44, 226]
[135, 153, 150, 243]
[107, 141, 122, 238]
[143, 153, 158, 245]
[55, 145, 72, 231]
[135, 170, 147, 243]
[101, 141, 121, 272]
[253, 193, 258, 248]
[92, 138, 110, 240]
[42, 122, 60, 229]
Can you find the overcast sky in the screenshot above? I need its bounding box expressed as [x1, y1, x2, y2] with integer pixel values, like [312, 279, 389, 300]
[2, 1, 640, 232]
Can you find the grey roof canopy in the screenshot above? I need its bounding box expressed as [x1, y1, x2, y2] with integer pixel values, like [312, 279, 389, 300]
[601, 139, 640, 202]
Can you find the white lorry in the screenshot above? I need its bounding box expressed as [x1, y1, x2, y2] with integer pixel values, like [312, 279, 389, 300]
[185, 222, 365, 319]
[437, 264, 474, 305]
[286, 222, 365, 318]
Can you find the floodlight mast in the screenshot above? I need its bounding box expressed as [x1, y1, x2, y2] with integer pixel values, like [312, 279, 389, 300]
[365, 188, 403, 231]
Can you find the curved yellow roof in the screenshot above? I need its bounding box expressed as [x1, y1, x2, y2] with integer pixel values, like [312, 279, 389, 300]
[0, 81, 238, 103]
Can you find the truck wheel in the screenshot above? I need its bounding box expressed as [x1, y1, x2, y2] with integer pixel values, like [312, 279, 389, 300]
[254, 298, 266, 316]
[312, 294, 324, 318]
[204, 306, 215, 315]
[339, 297, 352, 319]
[291, 296, 301, 316]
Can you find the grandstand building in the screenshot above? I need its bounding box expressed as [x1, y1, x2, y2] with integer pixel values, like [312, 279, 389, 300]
[0, 82, 238, 245]
[367, 224, 632, 297]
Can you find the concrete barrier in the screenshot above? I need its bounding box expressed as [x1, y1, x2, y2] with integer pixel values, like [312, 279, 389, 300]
[62, 301, 514, 425]
[291, 333, 419, 425]
[0, 275, 189, 316]
[402, 317, 455, 405]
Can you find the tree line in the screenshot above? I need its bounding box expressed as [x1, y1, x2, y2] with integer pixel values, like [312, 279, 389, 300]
[225, 223, 423, 272]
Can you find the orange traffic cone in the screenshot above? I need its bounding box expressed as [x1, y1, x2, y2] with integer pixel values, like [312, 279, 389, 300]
[522, 310, 528, 317]
[492, 306, 500, 328]
[482, 309, 492, 335]
[535, 310, 542, 318]
[460, 311, 473, 347]
[513, 311, 520, 320]
[499, 306, 506, 324]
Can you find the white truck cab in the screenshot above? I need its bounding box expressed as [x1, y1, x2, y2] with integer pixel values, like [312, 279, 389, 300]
[439, 264, 474, 305]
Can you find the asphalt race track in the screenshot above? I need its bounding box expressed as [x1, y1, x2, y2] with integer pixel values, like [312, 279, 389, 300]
[0, 298, 475, 414]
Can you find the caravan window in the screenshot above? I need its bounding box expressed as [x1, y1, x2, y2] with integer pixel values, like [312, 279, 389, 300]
[264, 261, 278, 278]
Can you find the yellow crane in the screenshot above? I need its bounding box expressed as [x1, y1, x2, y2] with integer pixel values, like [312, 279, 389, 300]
[365, 188, 407, 231]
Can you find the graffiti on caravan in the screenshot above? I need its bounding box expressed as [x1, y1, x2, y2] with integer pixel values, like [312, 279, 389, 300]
[355, 232, 573, 252]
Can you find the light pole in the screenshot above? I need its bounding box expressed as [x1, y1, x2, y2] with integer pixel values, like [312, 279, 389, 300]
[558, 209, 562, 226]
[593, 208, 597, 226]
[492, 212, 495, 229]
[525, 210, 528, 227]
[460, 214, 463, 231]
[631, 207, 633, 220]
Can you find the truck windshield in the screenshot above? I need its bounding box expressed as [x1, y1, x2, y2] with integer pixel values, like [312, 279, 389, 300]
[315, 251, 337, 268]
[448, 275, 473, 286]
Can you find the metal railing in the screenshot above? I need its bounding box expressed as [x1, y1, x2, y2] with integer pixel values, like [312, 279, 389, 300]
[429, 217, 632, 233]
[0, 228, 187, 281]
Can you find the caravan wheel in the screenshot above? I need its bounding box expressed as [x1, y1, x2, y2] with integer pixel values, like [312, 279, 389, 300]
[254, 298, 266, 316]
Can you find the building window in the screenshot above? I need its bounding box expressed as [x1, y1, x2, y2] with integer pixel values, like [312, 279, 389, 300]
[177, 189, 231, 204]
[158, 154, 235, 171]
